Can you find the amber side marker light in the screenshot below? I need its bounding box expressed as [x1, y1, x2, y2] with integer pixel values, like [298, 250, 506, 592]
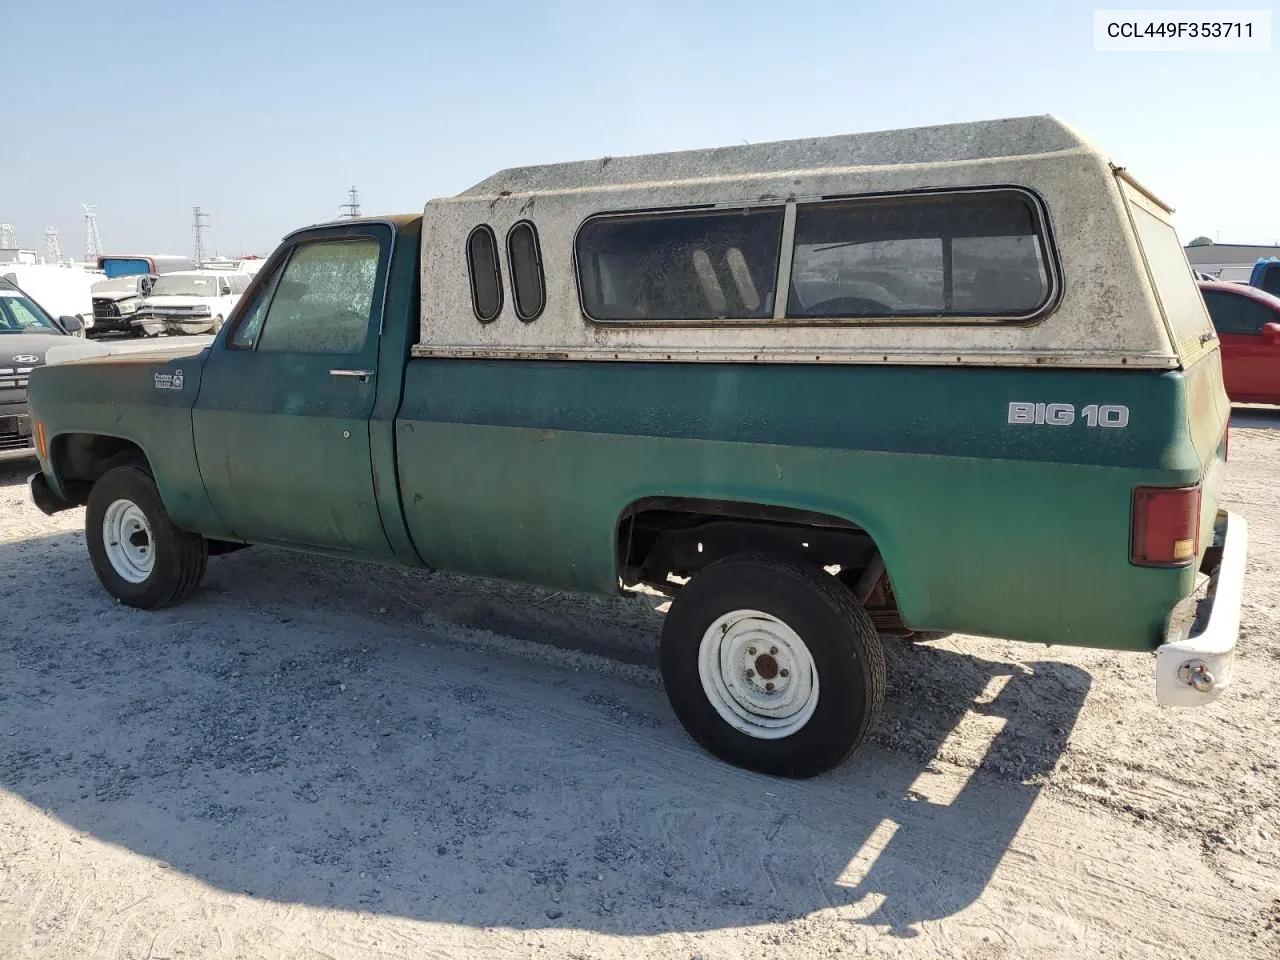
[1131, 484, 1201, 567]
[34, 421, 47, 460]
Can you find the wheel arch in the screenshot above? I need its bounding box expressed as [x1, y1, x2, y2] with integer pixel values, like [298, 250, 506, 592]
[612, 494, 914, 629]
[48, 430, 157, 505]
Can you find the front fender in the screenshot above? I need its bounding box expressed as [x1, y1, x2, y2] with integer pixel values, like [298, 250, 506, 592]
[28, 346, 225, 535]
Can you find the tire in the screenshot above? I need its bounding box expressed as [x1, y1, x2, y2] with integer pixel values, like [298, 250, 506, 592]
[660, 554, 885, 779]
[85, 464, 208, 609]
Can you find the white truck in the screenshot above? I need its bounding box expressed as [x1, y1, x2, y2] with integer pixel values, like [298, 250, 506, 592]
[132, 270, 249, 336]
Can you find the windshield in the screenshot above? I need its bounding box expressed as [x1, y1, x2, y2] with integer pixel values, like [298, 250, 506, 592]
[92, 276, 145, 296]
[149, 275, 220, 297]
[0, 290, 59, 332]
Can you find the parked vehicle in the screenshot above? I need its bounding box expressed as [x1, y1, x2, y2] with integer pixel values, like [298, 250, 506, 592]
[1248, 257, 1280, 298]
[1197, 278, 1280, 404]
[88, 274, 154, 338]
[25, 115, 1246, 778]
[0, 277, 83, 459]
[0, 263, 98, 330]
[96, 254, 197, 279]
[132, 271, 249, 336]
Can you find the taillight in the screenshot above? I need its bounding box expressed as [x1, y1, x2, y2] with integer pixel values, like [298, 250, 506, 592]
[1131, 484, 1201, 567]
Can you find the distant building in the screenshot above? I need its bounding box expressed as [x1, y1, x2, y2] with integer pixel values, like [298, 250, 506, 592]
[1185, 242, 1280, 281]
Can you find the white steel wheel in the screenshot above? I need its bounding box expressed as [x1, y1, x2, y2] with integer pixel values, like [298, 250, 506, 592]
[102, 498, 155, 583]
[660, 554, 885, 778]
[697, 609, 819, 740]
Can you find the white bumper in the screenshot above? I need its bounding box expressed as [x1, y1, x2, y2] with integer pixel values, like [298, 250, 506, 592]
[1155, 510, 1248, 707]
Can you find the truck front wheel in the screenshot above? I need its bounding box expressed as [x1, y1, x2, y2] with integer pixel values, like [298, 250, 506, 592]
[85, 464, 208, 609]
[659, 554, 885, 778]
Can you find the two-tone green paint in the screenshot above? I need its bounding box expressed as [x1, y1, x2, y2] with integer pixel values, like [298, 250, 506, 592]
[27, 216, 1228, 658]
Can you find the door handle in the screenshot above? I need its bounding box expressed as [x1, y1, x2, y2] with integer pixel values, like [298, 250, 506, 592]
[330, 368, 374, 383]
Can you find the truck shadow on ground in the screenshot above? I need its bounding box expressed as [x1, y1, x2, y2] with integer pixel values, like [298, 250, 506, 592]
[0, 526, 1091, 940]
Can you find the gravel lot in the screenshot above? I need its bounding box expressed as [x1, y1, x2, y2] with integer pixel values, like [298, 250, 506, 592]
[1, 413, 1277, 959]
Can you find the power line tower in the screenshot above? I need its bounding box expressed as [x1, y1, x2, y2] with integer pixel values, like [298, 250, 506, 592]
[192, 206, 210, 265]
[340, 185, 361, 219]
[82, 204, 103, 261]
[0, 224, 16, 248]
[43, 227, 62, 264]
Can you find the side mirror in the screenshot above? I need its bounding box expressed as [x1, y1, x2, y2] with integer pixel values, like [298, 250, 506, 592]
[58, 315, 84, 334]
[1263, 321, 1280, 344]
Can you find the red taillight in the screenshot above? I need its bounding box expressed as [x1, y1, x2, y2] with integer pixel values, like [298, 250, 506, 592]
[1131, 484, 1201, 567]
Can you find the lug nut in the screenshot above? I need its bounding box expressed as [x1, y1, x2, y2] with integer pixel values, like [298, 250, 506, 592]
[780, 669, 789, 678]
[748, 647, 756, 656]
[765, 682, 775, 692]
[770, 646, 778, 655]
[746, 669, 754, 678]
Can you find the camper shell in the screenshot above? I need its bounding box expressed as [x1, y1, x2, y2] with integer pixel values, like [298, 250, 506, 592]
[417, 115, 1211, 371]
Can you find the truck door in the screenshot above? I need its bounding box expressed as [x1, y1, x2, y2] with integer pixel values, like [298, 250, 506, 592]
[191, 221, 395, 558]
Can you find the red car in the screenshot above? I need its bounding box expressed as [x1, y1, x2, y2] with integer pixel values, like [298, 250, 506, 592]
[1197, 279, 1280, 404]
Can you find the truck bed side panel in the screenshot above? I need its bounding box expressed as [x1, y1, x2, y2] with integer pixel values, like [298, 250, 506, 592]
[396, 358, 1207, 652]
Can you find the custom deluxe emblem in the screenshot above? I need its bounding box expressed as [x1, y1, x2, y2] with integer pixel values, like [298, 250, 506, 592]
[153, 369, 185, 391]
[11, 354, 38, 363]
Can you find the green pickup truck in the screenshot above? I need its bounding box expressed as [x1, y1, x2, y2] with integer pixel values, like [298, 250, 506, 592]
[26, 115, 1247, 778]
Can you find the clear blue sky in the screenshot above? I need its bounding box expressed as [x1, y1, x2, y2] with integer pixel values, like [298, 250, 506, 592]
[5, 0, 1277, 259]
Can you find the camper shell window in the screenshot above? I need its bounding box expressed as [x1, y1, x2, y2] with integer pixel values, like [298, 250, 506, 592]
[575, 207, 784, 321]
[507, 221, 546, 322]
[787, 189, 1054, 320]
[466, 225, 503, 322]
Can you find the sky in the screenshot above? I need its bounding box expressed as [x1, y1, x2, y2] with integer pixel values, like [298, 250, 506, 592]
[3, 0, 1277, 259]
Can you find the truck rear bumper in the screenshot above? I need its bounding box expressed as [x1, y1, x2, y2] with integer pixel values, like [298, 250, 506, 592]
[1155, 509, 1247, 707]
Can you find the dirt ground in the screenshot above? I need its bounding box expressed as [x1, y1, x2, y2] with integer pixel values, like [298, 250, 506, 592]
[1, 412, 1277, 960]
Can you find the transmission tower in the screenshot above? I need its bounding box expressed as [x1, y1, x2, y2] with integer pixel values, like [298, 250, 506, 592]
[193, 206, 210, 265]
[340, 186, 361, 219]
[43, 227, 63, 264]
[0, 224, 16, 248]
[82, 204, 103, 261]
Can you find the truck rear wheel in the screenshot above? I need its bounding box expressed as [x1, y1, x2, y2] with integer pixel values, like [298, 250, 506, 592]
[659, 554, 885, 778]
[85, 464, 208, 609]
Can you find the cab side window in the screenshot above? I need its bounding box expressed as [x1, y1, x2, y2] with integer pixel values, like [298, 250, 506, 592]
[1203, 290, 1275, 336]
[234, 239, 382, 354]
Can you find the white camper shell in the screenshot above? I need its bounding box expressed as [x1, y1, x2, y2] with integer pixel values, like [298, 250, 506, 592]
[413, 115, 1214, 370]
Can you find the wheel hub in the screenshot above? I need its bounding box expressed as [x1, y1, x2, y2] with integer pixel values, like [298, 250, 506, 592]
[102, 498, 154, 584]
[697, 609, 819, 740]
[754, 653, 779, 680]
